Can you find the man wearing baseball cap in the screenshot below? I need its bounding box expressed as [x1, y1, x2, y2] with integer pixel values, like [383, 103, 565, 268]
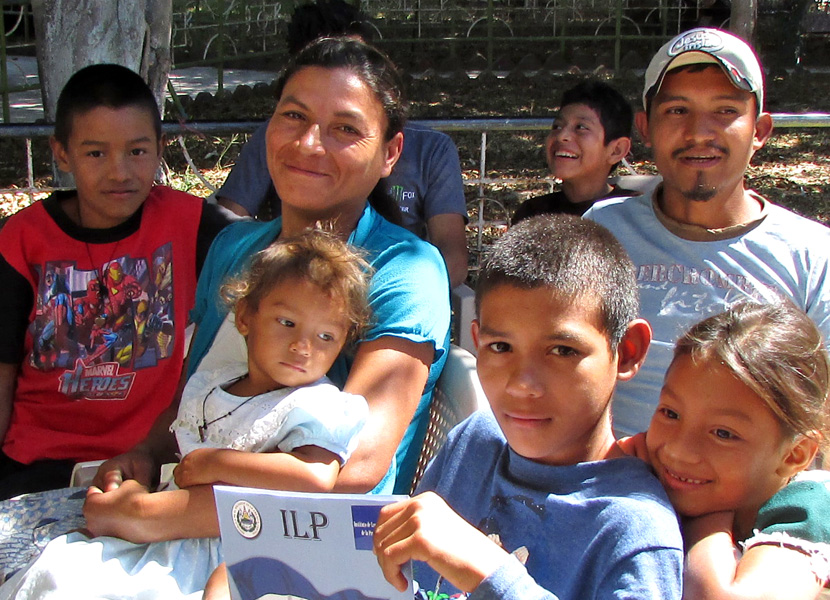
[584, 27, 830, 436]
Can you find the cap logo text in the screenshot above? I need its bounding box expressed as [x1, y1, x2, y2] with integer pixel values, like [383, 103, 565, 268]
[668, 30, 724, 56]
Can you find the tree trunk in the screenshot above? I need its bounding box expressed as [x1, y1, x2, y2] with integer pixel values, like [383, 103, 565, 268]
[730, 0, 757, 44]
[142, 0, 173, 113]
[31, 0, 172, 184]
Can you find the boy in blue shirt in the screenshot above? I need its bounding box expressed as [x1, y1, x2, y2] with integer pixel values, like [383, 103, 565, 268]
[374, 215, 683, 600]
[513, 81, 636, 223]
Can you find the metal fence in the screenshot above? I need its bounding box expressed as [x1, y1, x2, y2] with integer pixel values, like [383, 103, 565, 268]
[2, 114, 828, 259]
[1, 1, 827, 129]
[5, 0, 826, 105]
[168, 0, 829, 82]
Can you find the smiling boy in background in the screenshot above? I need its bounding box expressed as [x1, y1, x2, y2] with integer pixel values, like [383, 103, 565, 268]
[513, 80, 636, 223]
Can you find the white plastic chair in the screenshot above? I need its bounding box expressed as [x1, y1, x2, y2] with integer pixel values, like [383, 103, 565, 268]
[452, 284, 476, 355]
[69, 459, 105, 488]
[410, 344, 488, 493]
[608, 174, 662, 197]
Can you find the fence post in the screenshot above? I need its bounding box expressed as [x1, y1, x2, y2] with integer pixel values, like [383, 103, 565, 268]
[477, 131, 487, 254]
[1, 7, 9, 124]
[614, 0, 622, 72]
[730, 0, 757, 44]
[486, 0, 494, 71]
[217, 0, 226, 93]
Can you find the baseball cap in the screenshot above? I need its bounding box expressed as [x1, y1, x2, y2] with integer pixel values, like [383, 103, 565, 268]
[642, 27, 764, 114]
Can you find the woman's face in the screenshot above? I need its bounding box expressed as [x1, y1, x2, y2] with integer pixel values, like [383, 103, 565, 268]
[266, 66, 403, 220]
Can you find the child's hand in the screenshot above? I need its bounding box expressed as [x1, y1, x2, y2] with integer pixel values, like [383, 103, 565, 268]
[617, 432, 650, 462]
[373, 491, 509, 593]
[173, 448, 225, 488]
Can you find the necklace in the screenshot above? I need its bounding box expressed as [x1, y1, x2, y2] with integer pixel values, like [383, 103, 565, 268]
[84, 244, 119, 308]
[199, 376, 265, 442]
[76, 201, 120, 309]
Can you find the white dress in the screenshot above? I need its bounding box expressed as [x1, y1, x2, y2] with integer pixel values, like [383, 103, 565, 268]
[172, 363, 368, 464]
[0, 364, 368, 599]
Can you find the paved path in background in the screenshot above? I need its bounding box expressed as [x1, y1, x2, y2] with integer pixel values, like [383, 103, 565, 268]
[3, 56, 277, 124]
[5, 54, 829, 124]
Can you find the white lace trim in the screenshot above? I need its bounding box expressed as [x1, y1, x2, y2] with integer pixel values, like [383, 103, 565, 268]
[741, 530, 830, 583]
[170, 364, 366, 461]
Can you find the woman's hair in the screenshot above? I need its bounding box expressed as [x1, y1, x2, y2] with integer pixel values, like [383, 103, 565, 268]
[273, 36, 407, 226]
[674, 299, 830, 451]
[221, 228, 373, 345]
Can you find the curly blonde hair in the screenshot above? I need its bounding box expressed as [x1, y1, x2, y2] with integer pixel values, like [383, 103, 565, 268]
[221, 228, 373, 345]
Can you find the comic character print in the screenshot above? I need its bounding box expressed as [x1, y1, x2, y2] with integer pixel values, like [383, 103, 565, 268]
[28, 242, 176, 400]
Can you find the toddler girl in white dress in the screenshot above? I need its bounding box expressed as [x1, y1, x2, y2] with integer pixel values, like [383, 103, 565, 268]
[0, 229, 373, 599]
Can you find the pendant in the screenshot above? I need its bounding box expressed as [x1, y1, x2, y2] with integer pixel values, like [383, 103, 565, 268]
[198, 423, 207, 443]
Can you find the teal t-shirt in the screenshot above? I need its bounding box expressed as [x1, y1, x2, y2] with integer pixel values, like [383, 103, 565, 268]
[189, 204, 452, 493]
[743, 471, 830, 584]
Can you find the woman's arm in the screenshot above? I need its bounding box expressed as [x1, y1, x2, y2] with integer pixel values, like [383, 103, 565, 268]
[335, 336, 432, 493]
[85, 446, 341, 543]
[86, 325, 433, 537]
[84, 480, 219, 542]
[173, 446, 340, 492]
[683, 512, 823, 600]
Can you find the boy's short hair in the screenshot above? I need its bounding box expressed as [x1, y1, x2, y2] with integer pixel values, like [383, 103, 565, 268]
[476, 214, 639, 350]
[54, 63, 161, 146]
[560, 80, 633, 145]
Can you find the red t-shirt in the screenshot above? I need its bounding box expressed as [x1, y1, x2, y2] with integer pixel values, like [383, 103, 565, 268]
[0, 186, 202, 463]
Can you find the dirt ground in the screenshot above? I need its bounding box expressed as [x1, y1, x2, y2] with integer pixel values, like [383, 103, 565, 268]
[170, 65, 830, 226]
[1, 67, 828, 227]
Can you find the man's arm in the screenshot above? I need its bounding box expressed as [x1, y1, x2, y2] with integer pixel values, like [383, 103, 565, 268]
[215, 197, 251, 218]
[335, 336, 432, 492]
[418, 129, 468, 289]
[214, 121, 272, 218]
[0, 362, 18, 444]
[427, 213, 469, 288]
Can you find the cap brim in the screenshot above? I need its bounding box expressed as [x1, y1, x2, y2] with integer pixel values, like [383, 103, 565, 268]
[645, 51, 759, 111]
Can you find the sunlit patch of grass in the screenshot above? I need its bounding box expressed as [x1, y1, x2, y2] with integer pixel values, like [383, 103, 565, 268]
[0, 189, 49, 218]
